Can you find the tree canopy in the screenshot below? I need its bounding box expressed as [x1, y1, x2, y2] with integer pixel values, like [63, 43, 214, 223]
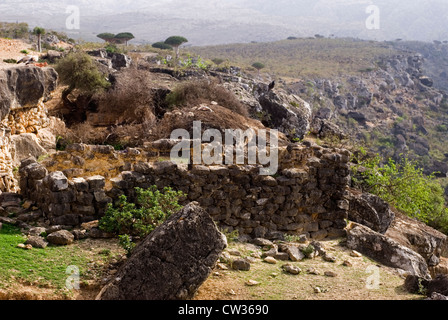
[114, 32, 135, 45]
[164, 36, 188, 47]
[97, 33, 116, 42]
[164, 36, 188, 59]
[33, 27, 45, 52]
[152, 42, 173, 50]
[97, 32, 135, 45]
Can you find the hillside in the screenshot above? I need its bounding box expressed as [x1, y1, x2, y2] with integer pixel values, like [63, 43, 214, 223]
[0, 29, 447, 302]
[190, 38, 448, 194]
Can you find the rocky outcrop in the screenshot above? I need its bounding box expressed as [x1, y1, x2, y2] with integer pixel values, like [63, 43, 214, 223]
[347, 222, 430, 278]
[0, 66, 58, 119]
[405, 274, 448, 298]
[348, 190, 395, 234]
[10, 133, 47, 167]
[96, 202, 227, 300]
[258, 89, 311, 140]
[386, 211, 448, 267]
[0, 65, 59, 192]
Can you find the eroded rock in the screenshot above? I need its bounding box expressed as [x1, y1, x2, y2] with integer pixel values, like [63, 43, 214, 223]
[96, 202, 227, 300]
[347, 223, 430, 278]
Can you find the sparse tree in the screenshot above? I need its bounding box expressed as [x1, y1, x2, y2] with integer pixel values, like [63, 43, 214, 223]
[55, 51, 110, 105]
[164, 36, 188, 60]
[152, 42, 173, 50]
[97, 32, 116, 43]
[252, 62, 265, 76]
[33, 27, 45, 53]
[115, 32, 135, 46]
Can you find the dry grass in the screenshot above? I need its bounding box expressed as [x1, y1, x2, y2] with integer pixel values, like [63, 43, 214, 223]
[166, 79, 249, 117]
[96, 67, 156, 125]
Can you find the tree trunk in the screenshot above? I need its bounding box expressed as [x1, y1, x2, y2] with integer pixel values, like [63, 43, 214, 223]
[37, 34, 42, 53]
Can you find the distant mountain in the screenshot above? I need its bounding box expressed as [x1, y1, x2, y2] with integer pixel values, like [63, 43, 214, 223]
[2, 0, 448, 45]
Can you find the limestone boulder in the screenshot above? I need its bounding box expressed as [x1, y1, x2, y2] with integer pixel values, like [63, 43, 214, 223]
[386, 211, 448, 267]
[10, 133, 47, 167]
[348, 190, 395, 234]
[96, 202, 227, 300]
[347, 223, 430, 278]
[0, 66, 58, 120]
[258, 89, 311, 140]
[46, 230, 74, 246]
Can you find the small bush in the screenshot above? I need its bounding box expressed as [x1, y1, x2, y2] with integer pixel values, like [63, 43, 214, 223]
[99, 186, 186, 253]
[352, 152, 448, 233]
[55, 51, 110, 95]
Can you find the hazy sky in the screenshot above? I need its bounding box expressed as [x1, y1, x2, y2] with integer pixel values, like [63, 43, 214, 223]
[1, 0, 447, 44]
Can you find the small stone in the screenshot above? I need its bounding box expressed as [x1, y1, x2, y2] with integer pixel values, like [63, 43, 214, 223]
[26, 236, 48, 249]
[324, 271, 338, 277]
[264, 256, 277, 264]
[286, 245, 305, 262]
[342, 260, 353, 267]
[46, 230, 74, 246]
[274, 252, 290, 261]
[220, 252, 232, 263]
[22, 200, 34, 210]
[27, 227, 46, 237]
[228, 249, 241, 257]
[262, 244, 278, 258]
[17, 243, 26, 249]
[270, 273, 279, 278]
[306, 267, 320, 275]
[217, 263, 229, 270]
[25, 244, 33, 250]
[350, 250, 362, 258]
[323, 253, 337, 263]
[250, 252, 262, 259]
[229, 289, 237, 296]
[231, 259, 251, 271]
[313, 287, 322, 294]
[245, 280, 260, 287]
[252, 238, 274, 247]
[283, 264, 301, 275]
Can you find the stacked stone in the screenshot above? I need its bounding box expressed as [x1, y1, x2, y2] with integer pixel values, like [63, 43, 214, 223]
[20, 142, 351, 240]
[103, 144, 351, 240]
[19, 158, 111, 226]
[0, 126, 17, 192]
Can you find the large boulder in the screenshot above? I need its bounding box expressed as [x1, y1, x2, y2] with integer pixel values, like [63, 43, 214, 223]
[258, 89, 311, 140]
[386, 211, 448, 267]
[96, 202, 227, 300]
[0, 66, 58, 119]
[347, 223, 430, 278]
[10, 133, 47, 167]
[348, 190, 395, 234]
[109, 53, 132, 70]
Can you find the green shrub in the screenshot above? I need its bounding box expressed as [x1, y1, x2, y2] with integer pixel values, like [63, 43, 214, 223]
[99, 186, 186, 253]
[55, 51, 110, 95]
[352, 152, 448, 233]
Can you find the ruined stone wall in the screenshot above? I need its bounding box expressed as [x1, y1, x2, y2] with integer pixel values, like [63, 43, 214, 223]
[20, 142, 351, 240]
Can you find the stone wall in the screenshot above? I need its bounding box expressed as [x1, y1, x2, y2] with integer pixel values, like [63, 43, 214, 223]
[19, 142, 351, 240]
